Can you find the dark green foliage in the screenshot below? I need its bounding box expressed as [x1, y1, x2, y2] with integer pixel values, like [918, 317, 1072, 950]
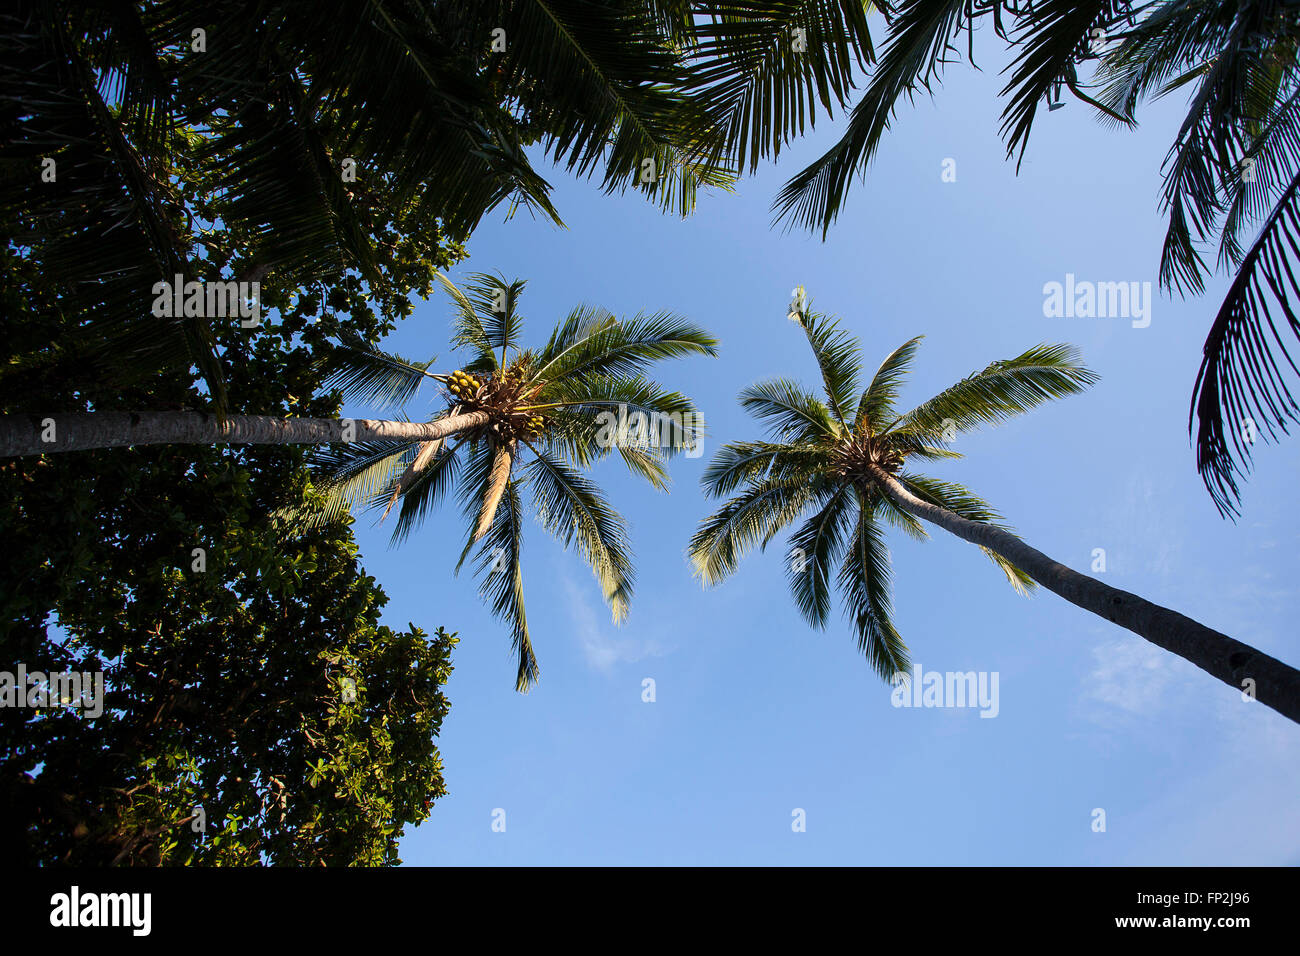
[0, 180, 461, 864]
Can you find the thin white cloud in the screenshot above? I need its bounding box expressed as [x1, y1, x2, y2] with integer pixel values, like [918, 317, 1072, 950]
[562, 573, 667, 674]
[1083, 638, 1177, 715]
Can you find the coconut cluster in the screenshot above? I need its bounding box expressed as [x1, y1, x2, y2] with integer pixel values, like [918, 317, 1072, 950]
[447, 369, 482, 400]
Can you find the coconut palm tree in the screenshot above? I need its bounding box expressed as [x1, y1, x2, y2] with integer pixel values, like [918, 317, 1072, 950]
[756, 0, 1300, 518]
[690, 290, 1300, 724]
[0, 274, 718, 691]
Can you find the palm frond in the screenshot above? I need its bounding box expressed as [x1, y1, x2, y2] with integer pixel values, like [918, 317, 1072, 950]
[690, 475, 822, 586]
[786, 481, 855, 628]
[470, 477, 538, 691]
[700, 440, 831, 498]
[887, 343, 1098, 443]
[1192, 163, 1300, 518]
[792, 307, 861, 424]
[837, 491, 910, 679]
[856, 334, 923, 434]
[389, 436, 462, 546]
[683, 0, 876, 174]
[484, 0, 737, 216]
[524, 445, 635, 621]
[739, 377, 838, 442]
[771, 0, 976, 235]
[464, 272, 527, 357]
[321, 338, 439, 411]
[288, 441, 415, 530]
[998, 1, 1131, 164]
[381, 438, 443, 522]
[545, 374, 708, 457]
[472, 440, 516, 543]
[536, 310, 719, 382]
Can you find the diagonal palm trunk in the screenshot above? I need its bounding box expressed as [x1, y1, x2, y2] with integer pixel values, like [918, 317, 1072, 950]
[0, 410, 490, 457]
[866, 463, 1300, 725]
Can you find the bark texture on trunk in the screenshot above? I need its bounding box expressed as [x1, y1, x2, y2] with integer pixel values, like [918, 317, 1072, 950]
[0, 411, 490, 457]
[867, 463, 1300, 725]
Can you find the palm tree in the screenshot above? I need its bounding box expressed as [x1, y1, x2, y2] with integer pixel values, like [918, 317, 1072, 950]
[0, 274, 718, 690]
[751, 0, 1300, 518]
[690, 290, 1300, 724]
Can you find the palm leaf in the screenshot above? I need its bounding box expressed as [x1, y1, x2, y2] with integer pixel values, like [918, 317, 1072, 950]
[887, 343, 1098, 443]
[793, 307, 861, 424]
[690, 474, 822, 586]
[837, 491, 910, 679]
[470, 477, 538, 691]
[290, 441, 415, 529]
[739, 378, 838, 441]
[787, 481, 855, 628]
[856, 334, 923, 434]
[472, 440, 516, 543]
[321, 338, 439, 411]
[535, 310, 718, 382]
[524, 444, 636, 621]
[1191, 163, 1300, 518]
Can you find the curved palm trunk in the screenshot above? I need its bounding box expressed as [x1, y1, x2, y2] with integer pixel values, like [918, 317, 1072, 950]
[0, 410, 490, 457]
[867, 463, 1300, 725]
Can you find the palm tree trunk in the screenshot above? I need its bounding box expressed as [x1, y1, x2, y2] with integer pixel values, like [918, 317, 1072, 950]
[0, 410, 490, 457]
[866, 463, 1300, 725]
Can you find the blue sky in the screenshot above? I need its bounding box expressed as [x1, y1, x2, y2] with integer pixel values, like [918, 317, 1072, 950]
[339, 29, 1300, 865]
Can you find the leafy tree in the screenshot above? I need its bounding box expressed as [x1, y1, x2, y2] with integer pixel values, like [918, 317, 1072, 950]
[0, 174, 461, 864]
[0, 275, 718, 691]
[691, 291, 1300, 724]
[0, 442, 457, 865]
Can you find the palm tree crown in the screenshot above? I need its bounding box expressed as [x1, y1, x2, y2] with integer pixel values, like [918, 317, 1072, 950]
[690, 291, 1096, 679]
[298, 274, 718, 690]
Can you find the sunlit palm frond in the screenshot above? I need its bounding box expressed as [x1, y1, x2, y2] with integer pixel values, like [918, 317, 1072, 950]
[291, 441, 414, 530]
[700, 439, 831, 498]
[470, 477, 537, 691]
[690, 474, 822, 586]
[739, 378, 838, 442]
[472, 440, 516, 544]
[856, 334, 923, 434]
[535, 310, 718, 382]
[887, 343, 1098, 444]
[791, 307, 861, 424]
[389, 435, 462, 546]
[525, 445, 636, 621]
[545, 374, 708, 457]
